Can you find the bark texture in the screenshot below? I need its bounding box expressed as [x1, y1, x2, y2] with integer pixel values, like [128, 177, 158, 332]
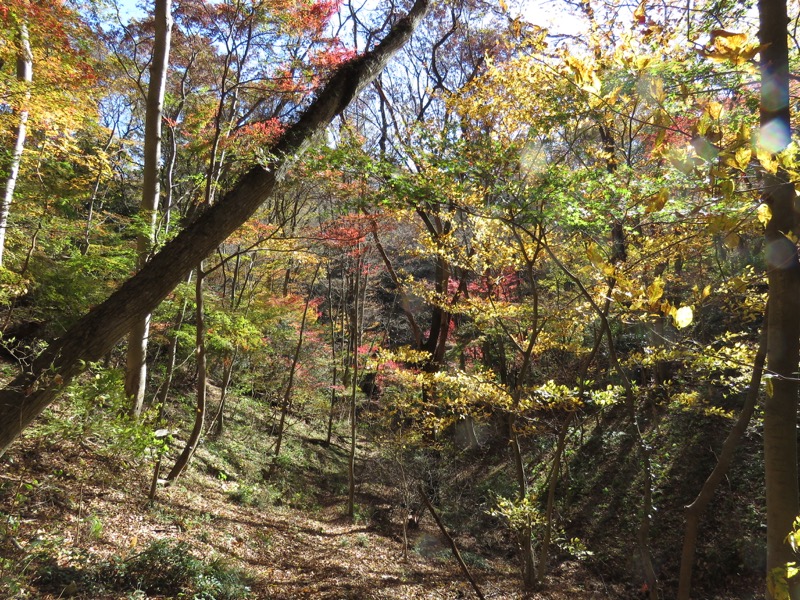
[0, 0, 431, 456]
[0, 22, 33, 267]
[759, 0, 800, 596]
[125, 0, 173, 417]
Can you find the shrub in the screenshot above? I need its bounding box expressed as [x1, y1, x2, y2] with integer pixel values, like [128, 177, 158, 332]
[36, 539, 252, 600]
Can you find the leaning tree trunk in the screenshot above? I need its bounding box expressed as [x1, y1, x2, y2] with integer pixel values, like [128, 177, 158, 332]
[125, 0, 173, 418]
[759, 0, 800, 596]
[677, 313, 767, 599]
[0, 0, 430, 457]
[0, 21, 33, 267]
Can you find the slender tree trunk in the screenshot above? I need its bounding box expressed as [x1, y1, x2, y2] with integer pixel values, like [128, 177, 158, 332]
[759, 0, 800, 595]
[208, 350, 235, 438]
[0, 21, 33, 267]
[510, 423, 536, 588]
[538, 297, 607, 580]
[269, 266, 319, 477]
[125, 0, 173, 417]
[82, 129, 117, 255]
[166, 263, 206, 481]
[537, 240, 659, 597]
[155, 288, 191, 408]
[0, 0, 430, 457]
[326, 265, 339, 445]
[347, 256, 363, 518]
[419, 484, 486, 600]
[326, 356, 337, 444]
[161, 122, 178, 238]
[677, 313, 767, 599]
[538, 412, 572, 580]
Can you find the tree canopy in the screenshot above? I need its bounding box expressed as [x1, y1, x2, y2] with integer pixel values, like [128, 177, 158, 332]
[0, 0, 797, 598]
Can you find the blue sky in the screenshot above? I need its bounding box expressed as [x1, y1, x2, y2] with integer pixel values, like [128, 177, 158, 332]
[116, 0, 145, 19]
[111, 0, 582, 36]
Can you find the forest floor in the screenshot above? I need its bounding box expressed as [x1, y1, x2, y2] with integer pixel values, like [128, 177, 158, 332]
[0, 422, 627, 600]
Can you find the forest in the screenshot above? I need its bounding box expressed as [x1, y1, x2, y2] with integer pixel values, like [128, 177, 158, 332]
[0, 0, 797, 597]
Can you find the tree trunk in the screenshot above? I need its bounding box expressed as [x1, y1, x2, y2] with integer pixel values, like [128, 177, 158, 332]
[155, 287, 191, 408]
[326, 264, 339, 445]
[269, 266, 319, 477]
[510, 424, 536, 588]
[347, 255, 363, 518]
[419, 484, 486, 600]
[758, 0, 800, 596]
[0, 21, 33, 267]
[208, 350, 235, 438]
[537, 295, 607, 581]
[677, 314, 767, 599]
[166, 263, 206, 481]
[0, 0, 430, 457]
[538, 412, 573, 580]
[125, 0, 173, 418]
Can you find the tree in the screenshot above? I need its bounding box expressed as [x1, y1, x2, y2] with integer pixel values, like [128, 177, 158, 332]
[125, 0, 173, 418]
[0, 0, 431, 456]
[0, 0, 98, 268]
[0, 18, 32, 268]
[758, 0, 800, 596]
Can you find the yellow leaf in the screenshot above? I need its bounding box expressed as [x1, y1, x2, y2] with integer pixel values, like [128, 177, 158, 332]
[633, 0, 646, 22]
[705, 101, 723, 120]
[646, 188, 669, 213]
[724, 233, 740, 249]
[719, 178, 735, 199]
[605, 85, 622, 105]
[738, 121, 751, 143]
[649, 77, 664, 102]
[564, 55, 602, 96]
[778, 141, 799, 170]
[702, 284, 711, 298]
[766, 377, 774, 398]
[699, 31, 760, 65]
[757, 203, 772, 226]
[734, 145, 752, 170]
[647, 277, 665, 306]
[673, 305, 693, 329]
[510, 17, 522, 37]
[756, 146, 779, 174]
[586, 243, 604, 267]
[499, 0, 508, 11]
[709, 29, 748, 50]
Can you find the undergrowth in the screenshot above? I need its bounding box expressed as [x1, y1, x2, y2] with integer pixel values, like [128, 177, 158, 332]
[34, 539, 252, 599]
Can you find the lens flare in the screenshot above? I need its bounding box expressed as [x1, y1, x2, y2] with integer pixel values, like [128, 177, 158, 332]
[760, 120, 791, 154]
